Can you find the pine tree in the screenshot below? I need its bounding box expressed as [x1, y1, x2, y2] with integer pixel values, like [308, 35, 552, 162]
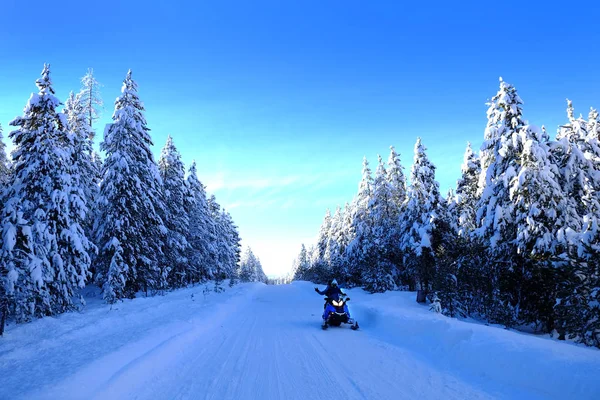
[454, 142, 481, 237]
[325, 206, 345, 280]
[79, 68, 103, 131]
[158, 136, 190, 287]
[0, 124, 10, 187]
[206, 197, 240, 287]
[474, 79, 528, 326]
[1, 64, 92, 320]
[555, 216, 600, 347]
[185, 161, 216, 283]
[345, 157, 373, 287]
[555, 106, 600, 346]
[63, 92, 101, 244]
[400, 138, 441, 293]
[386, 145, 407, 210]
[94, 70, 167, 302]
[220, 210, 242, 280]
[552, 100, 595, 231]
[509, 124, 572, 329]
[292, 244, 310, 280]
[239, 247, 267, 283]
[316, 209, 332, 264]
[363, 155, 395, 292]
[386, 146, 407, 284]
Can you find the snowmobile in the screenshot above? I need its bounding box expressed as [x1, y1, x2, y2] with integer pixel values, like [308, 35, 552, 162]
[321, 293, 359, 330]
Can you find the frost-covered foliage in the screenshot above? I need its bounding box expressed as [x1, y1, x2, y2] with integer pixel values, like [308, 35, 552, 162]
[363, 155, 396, 293]
[185, 161, 217, 283]
[79, 68, 103, 130]
[207, 195, 241, 284]
[1, 66, 243, 330]
[94, 70, 168, 302]
[238, 247, 267, 283]
[0, 124, 10, 187]
[291, 244, 311, 281]
[294, 77, 600, 348]
[1, 65, 93, 321]
[453, 142, 480, 236]
[63, 92, 101, 244]
[345, 157, 374, 286]
[325, 206, 345, 279]
[158, 136, 190, 287]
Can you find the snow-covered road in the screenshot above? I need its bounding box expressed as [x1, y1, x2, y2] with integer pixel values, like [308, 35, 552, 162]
[1, 282, 599, 400]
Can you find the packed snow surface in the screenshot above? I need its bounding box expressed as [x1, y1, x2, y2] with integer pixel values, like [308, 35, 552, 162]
[1, 281, 599, 400]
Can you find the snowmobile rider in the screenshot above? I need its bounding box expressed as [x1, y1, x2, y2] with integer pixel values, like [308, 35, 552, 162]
[314, 279, 354, 323]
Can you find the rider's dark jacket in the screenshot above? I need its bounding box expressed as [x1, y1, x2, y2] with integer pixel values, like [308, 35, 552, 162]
[316, 285, 345, 300]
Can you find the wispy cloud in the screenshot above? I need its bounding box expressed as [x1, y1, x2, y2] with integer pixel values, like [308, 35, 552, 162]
[205, 169, 355, 211]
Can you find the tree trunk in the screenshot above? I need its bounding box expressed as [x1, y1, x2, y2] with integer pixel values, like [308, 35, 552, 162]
[416, 289, 428, 303]
[0, 297, 7, 336]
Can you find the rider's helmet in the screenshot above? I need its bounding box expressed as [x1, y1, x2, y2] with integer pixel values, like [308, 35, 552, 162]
[330, 278, 338, 287]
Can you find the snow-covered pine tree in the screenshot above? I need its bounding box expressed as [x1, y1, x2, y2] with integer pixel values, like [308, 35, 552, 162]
[0, 124, 10, 187]
[94, 70, 167, 302]
[221, 210, 242, 280]
[316, 209, 332, 264]
[400, 138, 441, 293]
[454, 142, 481, 237]
[509, 124, 573, 329]
[63, 92, 101, 245]
[325, 206, 345, 281]
[185, 161, 216, 283]
[238, 246, 266, 283]
[386, 146, 407, 284]
[308, 209, 332, 283]
[0, 123, 9, 334]
[555, 214, 600, 347]
[292, 244, 310, 281]
[206, 196, 240, 288]
[552, 100, 594, 231]
[345, 157, 373, 287]
[1, 64, 92, 319]
[158, 136, 190, 288]
[555, 106, 600, 347]
[582, 107, 600, 220]
[79, 68, 103, 131]
[363, 155, 396, 293]
[239, 247, 256, 282]
[387, 146, 407, 207]
[474, 78, 528, 326]
[430, 189, 470, 318]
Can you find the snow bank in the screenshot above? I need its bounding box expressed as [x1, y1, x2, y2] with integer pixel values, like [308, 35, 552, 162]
[346, 286, 600, 399]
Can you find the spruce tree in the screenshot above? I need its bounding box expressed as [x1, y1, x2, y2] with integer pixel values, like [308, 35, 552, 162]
[0, 124, 10, 187]
[474, 79, 527, 326]
[454, 142, 481, 237]
[185, 161, 216, 283]
[94, 70, 166, 302]
[345, 157, 373, 287]
[386, 146, 407, 282]
[292, 244, 310, 280]
[63, 92, 100, 245]
[239, 247, 267, 283]
[1, 64, 92, 319]
[316, 209, 332, 264]
[364, 155, 395, 292]
[400, 138, 441, 293]
[158, 136, 190, 287]
[325, 206, 345, 280]
[79, 68, 103, 131]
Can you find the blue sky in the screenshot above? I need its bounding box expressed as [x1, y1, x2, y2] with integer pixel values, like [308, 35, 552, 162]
[1, 1, 599, 277]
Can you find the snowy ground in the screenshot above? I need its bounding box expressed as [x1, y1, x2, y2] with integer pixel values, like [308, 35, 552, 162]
[1, 281, 599, 400]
